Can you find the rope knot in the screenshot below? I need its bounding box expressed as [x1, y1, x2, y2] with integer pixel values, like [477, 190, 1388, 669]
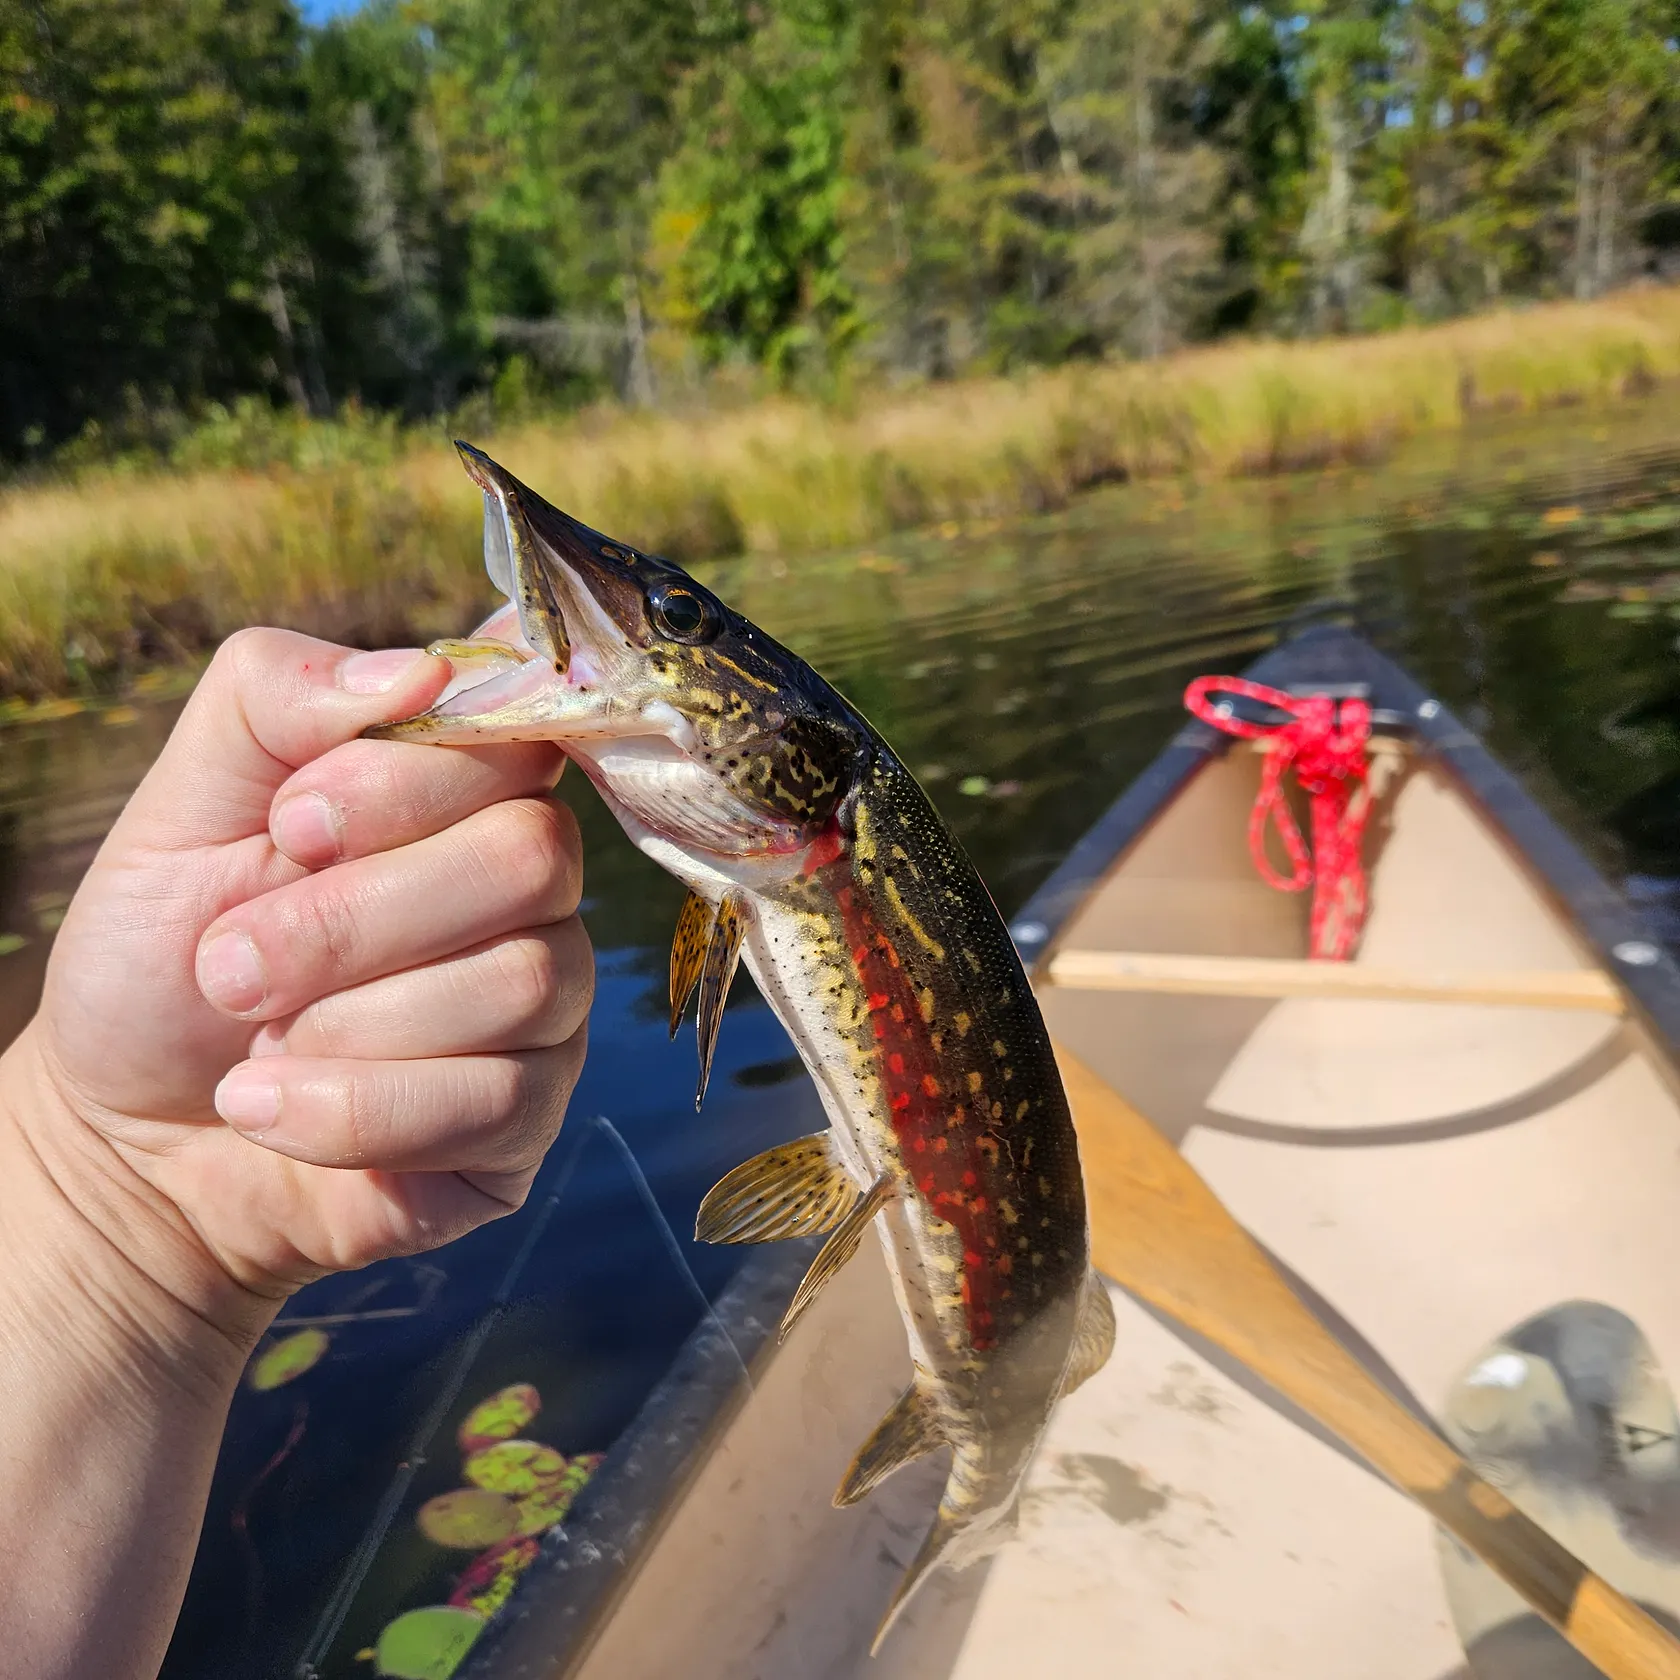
[1184, 675, 1374, 960]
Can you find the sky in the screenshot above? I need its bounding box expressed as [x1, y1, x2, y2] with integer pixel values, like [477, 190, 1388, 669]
[299, 0, 367, 20]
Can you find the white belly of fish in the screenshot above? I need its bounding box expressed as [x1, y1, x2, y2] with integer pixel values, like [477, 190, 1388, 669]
[625, 825, 953, 1379]
[743, 896, 954, 1381]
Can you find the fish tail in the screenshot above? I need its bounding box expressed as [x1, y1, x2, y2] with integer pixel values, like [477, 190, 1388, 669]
[869, 1445, 1007, 1655]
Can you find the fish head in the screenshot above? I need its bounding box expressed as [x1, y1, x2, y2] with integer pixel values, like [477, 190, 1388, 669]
[368, 443, 867, 872]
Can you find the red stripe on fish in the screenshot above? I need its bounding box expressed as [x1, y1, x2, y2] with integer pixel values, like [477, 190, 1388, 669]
[817, 855, 1011, 1353]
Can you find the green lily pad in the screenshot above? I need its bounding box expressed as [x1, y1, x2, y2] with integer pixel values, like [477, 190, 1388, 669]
[463, 1439, 568, 1497]
[373, 1606, 484, 1679]
[457, 1383, 541, 1454]
[509, 1452, 604, 1536]
[248, 1327, 329, 1391]
[0, 934, 28, 957]
[958, 775, 991, 797]
[417, 1488, 518, 1550]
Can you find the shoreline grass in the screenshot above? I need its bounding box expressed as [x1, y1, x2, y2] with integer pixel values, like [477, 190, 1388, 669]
[6, 286, 1680, 700]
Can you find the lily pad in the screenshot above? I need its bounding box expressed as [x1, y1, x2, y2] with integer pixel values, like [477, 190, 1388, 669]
[417, 1488, 518, 1550]
[0, 934, 27, 957]
[958, 775, 991, 797]
[248, 1327, 329, 1391]
[509, 1452, 604, 1536]
[463, 1439, 568, 1497]
[449, 1536, 540, 1617]
[457, 1383, 541, 1454]
[373, 1606, 484, 1679]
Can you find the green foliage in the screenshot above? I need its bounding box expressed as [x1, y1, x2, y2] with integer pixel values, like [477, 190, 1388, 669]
[3, 0, 1680, 459]
[655, 0, 858, 380]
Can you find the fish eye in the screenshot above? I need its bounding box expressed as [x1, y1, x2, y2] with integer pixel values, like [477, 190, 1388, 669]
[647, 582, 717, 644]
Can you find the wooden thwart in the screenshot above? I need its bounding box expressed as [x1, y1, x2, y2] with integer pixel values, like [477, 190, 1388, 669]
[1053, 1040, 1680, 1680]
[1047, 948, 1625, 1013]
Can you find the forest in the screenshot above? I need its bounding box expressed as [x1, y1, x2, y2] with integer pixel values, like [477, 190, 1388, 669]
[2, 0, 1679, 463]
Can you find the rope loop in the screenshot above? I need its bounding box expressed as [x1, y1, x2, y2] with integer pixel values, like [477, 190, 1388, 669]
[1184, 675, 1374, 960]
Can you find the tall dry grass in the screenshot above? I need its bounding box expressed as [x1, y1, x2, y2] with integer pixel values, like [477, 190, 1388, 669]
[5, 286, 1680, 698]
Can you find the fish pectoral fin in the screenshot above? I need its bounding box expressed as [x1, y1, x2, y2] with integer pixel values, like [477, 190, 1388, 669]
[694, 888, 746, 1110]
[778, 1174, 893, 1343]
[669, 890, 714, 1040]
[695, 1132, 863, 1245]
[1061, 1270, 1118, 1397]
[834, 1382, 944, 1508]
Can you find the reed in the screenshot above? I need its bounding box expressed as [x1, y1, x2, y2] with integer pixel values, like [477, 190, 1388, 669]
[5, 287, 1680, 699]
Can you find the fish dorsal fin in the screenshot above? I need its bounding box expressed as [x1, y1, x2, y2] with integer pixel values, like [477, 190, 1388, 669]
[1061, 1271, 1118, 1396]
[694, 888, 745, 1110]
[695, 1132, 863, 1245]
[779, 1175, 893, 1343]
[669, 890, 714, 1039]
[833, 1381, 944, 1508]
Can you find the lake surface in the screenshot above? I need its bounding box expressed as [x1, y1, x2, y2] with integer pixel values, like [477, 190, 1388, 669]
[5, 394, 1680, 1675]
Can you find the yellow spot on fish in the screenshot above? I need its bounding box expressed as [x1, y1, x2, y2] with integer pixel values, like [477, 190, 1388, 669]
[992, 1039, 1006, 1057]
[917, 987, 935, 1024]
[884, 876, 945, 959]
[954, 1012, 971, 1037]
[1015, 1101, 1029, 1120]
[999, 1198, 1018, 1225]
[1031, 1253, 1044, 1267]
[967, 1071, 983, 1094]
[990, 1101, 1003, 1119]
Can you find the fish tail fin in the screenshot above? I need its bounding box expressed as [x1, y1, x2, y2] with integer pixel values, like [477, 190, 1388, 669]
[869, 1447, 1000, 1655]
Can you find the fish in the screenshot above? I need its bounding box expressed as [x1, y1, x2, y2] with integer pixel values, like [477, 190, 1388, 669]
[367, 442, 1116, 1649]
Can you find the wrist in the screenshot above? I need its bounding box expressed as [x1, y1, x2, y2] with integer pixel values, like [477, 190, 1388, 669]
[0, 1025, 276, 1406]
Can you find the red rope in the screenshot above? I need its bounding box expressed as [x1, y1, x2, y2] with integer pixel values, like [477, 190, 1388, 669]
[1184, 675, 1373, 961]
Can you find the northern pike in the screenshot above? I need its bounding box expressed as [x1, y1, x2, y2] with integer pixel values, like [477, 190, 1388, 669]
[369, 443, 1116, 1647]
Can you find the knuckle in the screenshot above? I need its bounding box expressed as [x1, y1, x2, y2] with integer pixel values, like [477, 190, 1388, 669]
[290, 887, 361, 981]
[490, 935, 561, 1029]
[497, 801, 579, 913]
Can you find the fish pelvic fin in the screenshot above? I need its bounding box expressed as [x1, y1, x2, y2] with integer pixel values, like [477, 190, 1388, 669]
[833, 1381, 945, 1509]
[870, 1448, 997, 1655]
[694, 889, 745, 1110]
[1061, 1270, 1118, 1397]
[778, 1174, 893, 1343]
[695, 1131, 862, 1245]
[669, 889, 714, 1040]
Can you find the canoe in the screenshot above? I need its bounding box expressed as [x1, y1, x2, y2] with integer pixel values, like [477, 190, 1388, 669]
[461, 622, 1680, 1680]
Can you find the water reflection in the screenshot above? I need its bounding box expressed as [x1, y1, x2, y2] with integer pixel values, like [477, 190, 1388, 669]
[5, 396, 1680, 1674]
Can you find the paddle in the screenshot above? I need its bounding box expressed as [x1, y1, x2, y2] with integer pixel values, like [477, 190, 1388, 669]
[1053, 1040, 1680, 1680]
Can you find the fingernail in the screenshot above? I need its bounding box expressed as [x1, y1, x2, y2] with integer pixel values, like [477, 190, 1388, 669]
[197, 931, 267, 1015]
[273, 792, 340, 862]
[215, 1068, 281, 1134]
[340, 647, 423, 694]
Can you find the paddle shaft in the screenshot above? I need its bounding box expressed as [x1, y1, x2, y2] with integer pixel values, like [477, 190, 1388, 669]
[1053, 1042, 1680, 1680]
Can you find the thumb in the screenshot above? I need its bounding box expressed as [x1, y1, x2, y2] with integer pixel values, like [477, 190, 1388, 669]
[119, 629, 452, 849]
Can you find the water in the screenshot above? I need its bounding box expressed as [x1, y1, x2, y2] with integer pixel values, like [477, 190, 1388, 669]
[5, 395, 1680, 1675]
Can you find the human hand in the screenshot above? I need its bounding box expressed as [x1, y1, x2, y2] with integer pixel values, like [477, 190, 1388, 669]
[1, 628, 589, 1347]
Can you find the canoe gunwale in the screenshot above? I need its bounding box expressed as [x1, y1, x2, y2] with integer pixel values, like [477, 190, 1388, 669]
[1009, 622, 1680, 1085]
[457, 1239, 817, 1680]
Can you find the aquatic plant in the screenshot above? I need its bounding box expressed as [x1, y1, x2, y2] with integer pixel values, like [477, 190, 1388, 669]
[7, 286, 1680, 700]
[246, 1327, 330, 1392]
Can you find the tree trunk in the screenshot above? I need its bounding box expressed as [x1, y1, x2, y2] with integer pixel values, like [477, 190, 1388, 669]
[1133, 48, 1164, 359]
[621, 272, 655, 408]
[262, 258, 311, 413]
[1573, 140, 1598, 300]
[1595, 157, 1618, 295]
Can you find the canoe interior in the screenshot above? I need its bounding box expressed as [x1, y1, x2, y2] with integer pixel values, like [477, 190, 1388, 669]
[473, 632, 1680, 1679]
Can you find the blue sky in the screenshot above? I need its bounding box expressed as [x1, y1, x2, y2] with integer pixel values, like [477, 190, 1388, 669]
[299, 0, 367, 20]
